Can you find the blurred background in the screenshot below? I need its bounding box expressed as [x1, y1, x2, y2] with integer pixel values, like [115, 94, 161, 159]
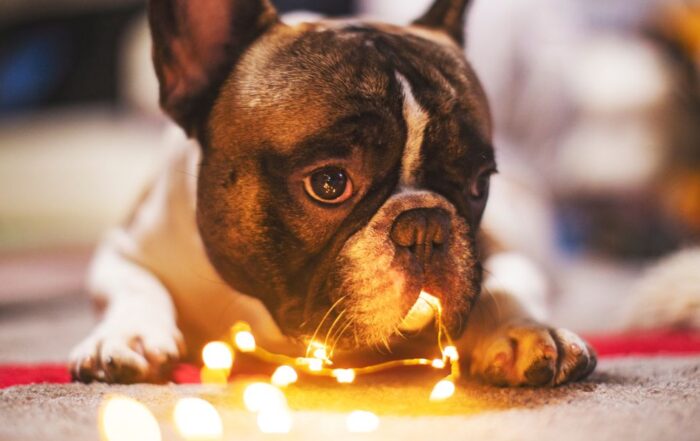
[0, 0, 698, 356]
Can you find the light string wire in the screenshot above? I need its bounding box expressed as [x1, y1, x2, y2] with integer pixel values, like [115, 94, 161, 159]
[227, 292, 461, 386]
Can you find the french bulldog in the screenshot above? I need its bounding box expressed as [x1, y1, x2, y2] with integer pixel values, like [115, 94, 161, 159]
[70, 0, 596, 387]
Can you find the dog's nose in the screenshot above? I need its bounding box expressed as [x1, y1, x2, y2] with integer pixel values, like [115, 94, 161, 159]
[390, 208, 451, 264]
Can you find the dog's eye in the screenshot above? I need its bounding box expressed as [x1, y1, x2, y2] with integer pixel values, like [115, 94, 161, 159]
[470, 174, 491, 200]
[304, 167, 353, 204]
[470, 174, 491, 201]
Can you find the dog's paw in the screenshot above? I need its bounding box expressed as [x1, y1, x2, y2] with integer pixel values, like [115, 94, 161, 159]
[70, 323, 184, 384]
[470, 322, 596, 387]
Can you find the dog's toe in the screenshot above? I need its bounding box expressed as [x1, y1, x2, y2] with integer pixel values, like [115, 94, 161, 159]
[552, 328, 597, 385]
[472, 322, 595, 387]
[70, 326, 184, 384]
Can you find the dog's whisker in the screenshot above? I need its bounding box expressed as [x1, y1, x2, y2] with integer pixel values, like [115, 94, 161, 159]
[329, 319, 353, 357]
[307, 295, 347, 356]
[483, 285, 503, 323]
[393, 325, 406, 340]
[381, 335, 392, 354]
[323, 309, 347, 348]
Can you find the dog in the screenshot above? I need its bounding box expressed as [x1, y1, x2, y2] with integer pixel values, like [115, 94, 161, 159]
[70, 0, 596, 387]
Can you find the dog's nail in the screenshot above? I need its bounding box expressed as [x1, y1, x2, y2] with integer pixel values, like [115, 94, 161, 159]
[570, 343, 583, 356]
[524, 359, 554, 386]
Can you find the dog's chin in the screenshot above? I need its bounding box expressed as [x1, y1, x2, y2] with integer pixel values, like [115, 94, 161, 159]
[289, 281, 474, 358]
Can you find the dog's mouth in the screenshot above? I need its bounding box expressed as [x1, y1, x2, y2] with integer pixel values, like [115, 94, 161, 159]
[292, 289, 462, 368]
[293, 286, 466, 358]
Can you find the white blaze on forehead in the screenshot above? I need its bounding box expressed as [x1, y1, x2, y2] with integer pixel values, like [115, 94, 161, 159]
[396, 72, 429, 188]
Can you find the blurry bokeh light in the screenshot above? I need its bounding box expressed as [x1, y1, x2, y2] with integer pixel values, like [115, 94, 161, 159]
[346, 410, 380, 433]
[99, 396, 161, 441]
[243, 383, 287, 413]
[173, 398, 223, 441]
[202, 342, 233, 370]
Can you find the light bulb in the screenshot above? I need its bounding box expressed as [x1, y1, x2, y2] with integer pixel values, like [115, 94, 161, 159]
[443, 346, 459, 361]
[234, 331, 256, 353]
[307, 358, 323, 372]
[431, 359, 446, 369]
[430, 379, 455, 402]
[202, 342, 234, 370]
[271, 365, 298, 387]
[333, 369, 356, 384]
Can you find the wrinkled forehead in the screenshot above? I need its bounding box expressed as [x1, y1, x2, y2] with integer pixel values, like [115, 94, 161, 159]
[208, 20, 492, 156]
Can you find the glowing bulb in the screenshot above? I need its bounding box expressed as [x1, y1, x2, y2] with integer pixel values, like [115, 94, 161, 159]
[173, 398, 223, 441]
[243, 383, 287, 412]
[234, 331, 256, 353]
[257, 407, 293, 434]
[419, 291, 441, 309]
[346, 411, 380, 433]
[443, 346, 459, 361]
[333, 369, 356, 384]
[399, 291, 441, 332]
[202, 342, 234, 370]
[307, 341, 330, 363]
[430, 379, 455, 402]
[308, 358, 323, 372]
[431, 359, 446, 369]
[99, 396, 161, 441]
[271, 365, 298, 387]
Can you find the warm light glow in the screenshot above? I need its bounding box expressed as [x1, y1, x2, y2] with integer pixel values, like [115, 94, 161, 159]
[200, 367, 229, 386]
[443, 346, 459, 361]
[173, 398, 223, 441]
[417, 291, 442, 313]
[257, 407, 293, 434]
[430, 379, 456, 402]
[333, 369, 356, 384]
[308, 358, 323, 372]
[307, 341, 331, 363]
[243, 383, 287, 413]
[99, 396, 161, 441]
[271, 365, 298, 387]
[221, 287, 461, 402]
[431, 359, 446, 369]
[234, 331, 256, 353]
[346, 411, 380, 433]
[202, 342, 234, 370]
[399, 291, 441, 332]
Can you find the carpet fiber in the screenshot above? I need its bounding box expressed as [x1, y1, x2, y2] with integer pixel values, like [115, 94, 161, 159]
[1, 357, 699, 441]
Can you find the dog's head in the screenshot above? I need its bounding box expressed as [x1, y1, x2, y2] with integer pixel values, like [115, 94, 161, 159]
[149, 0, 495, 351]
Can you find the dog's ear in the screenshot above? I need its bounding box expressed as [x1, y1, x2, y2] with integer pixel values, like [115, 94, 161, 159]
[413, 0, 473, 46]
[149, 0, 279, 135]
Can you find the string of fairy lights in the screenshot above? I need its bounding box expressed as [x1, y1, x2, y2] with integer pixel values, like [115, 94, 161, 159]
[99, 291, 459, 439]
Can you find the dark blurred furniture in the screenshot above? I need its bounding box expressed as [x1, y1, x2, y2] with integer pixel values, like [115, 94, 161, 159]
[0, 0, 354, 116]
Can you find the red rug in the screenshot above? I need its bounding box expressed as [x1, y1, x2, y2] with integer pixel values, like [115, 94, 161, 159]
[2, 330, 700, 389]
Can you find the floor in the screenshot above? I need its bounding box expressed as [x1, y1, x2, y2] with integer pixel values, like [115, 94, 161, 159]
[1, 357, 699, 441]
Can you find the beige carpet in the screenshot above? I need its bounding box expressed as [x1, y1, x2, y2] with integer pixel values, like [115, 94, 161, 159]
[1, 357, 699, 441]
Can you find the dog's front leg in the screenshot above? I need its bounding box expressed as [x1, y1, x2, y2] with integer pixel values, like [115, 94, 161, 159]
[457, 254, 597, 387]
[70, 233, 184, 384]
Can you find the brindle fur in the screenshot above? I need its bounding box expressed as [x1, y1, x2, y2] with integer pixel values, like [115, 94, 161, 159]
[70, 0, 596, 386]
